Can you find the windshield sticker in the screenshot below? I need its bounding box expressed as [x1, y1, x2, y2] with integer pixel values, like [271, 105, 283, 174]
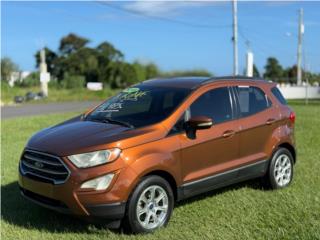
[118, 90, 148, 101]
[123, 87, 140, 93]
[95, 89, 149, 114]
[97, 103, 123, 112]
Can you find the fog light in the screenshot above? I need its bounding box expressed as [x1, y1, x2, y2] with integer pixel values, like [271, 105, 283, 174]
[81, 173, 114, 190]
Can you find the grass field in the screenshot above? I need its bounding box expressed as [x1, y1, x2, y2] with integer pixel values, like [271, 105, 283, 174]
[1, 84, 117, 105]
[1, 104, 320, 240]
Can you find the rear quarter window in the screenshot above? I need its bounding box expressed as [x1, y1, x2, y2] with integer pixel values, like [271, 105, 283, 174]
[236, 86, 270, 117]
[271, 87, 287, 105]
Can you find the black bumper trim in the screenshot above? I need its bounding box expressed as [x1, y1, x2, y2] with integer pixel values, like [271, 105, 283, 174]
[20, 188, 72, 215]
[85, 202, 126, 220]
[20, 187, 126, 220]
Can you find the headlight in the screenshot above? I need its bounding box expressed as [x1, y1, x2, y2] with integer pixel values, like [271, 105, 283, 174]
[81, 173, 114, 190]
[68, 148, 121, 168]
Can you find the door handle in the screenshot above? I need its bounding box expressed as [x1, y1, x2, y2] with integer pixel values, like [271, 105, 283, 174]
[222, 130, 235, 138]
[266, 118, 276, 125]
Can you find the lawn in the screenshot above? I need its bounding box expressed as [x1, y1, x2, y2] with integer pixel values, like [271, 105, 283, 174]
[1, 84, 118, 105]
[1, 104, 320, 240]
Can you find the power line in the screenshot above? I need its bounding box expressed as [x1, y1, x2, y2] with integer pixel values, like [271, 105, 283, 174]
[95, 1, 231, 29]
[239, 25, 294, 57]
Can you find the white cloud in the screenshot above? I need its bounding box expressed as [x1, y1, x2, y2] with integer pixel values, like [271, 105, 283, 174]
[123, 1, 222, 17]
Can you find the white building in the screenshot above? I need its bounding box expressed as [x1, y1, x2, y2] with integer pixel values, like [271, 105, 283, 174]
[9, 71, 31, 87]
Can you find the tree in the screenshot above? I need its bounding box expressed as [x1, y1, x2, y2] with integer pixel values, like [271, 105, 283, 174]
[263, 57, 283, 82]
[96, 42, 124, 62]
[35, 47, 58, 74]
[132, 61, 147, 82]
[59, 33, 89, 55]
[253, 64, 260, 78]
[1, 57, 19, 82]
[30, 33, 218, 89]
[145, 63, 159, 79]
[96, 42, 124, 84]
[161, 69, 212, 78]
[283, 65, 297, 84]
[110, 62, 138, 88]
[62, 47, 99, 82]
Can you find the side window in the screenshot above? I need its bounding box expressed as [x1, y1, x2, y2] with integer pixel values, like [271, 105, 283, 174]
[271, 87, 287, 105]
[236, 86, 269, 117]
[190, 87, 233, 124]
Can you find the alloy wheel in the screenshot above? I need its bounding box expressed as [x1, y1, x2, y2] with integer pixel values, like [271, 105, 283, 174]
[273, 154, 292, 187]
[136, 185, 169, 230]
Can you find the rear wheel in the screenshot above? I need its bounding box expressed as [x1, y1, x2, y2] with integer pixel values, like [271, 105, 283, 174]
[264, 148, 294, 189]
[123, 175, 174, 234]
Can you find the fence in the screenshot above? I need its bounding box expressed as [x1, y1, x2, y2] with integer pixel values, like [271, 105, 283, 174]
[278, 85, 320, 99]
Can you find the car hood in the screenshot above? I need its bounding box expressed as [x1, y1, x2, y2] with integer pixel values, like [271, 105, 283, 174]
[26, 116, 165, 156]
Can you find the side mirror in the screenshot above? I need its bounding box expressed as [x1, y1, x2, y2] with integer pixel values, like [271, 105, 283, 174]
[187, 116, 213, 129]
[185, 116, 213, 139]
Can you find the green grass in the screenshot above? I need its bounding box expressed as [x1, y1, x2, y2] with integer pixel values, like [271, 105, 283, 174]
[1, 104, 320, 239]
[1, 84, 118, 105]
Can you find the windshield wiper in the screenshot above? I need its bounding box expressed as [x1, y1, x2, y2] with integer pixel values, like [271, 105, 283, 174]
[100, 118, 134, 129]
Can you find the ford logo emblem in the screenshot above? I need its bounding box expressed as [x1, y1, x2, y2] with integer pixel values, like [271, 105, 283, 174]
[34, 162, 44, 168]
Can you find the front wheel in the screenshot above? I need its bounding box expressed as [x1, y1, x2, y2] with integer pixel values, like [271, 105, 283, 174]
[123, 175, 174, 234]
[264, 148, 294, 189]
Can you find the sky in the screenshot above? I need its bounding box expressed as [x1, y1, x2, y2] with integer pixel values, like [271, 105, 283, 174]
[1, 1, 320, 75]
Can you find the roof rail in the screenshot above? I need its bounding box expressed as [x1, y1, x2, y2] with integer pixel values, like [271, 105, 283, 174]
[199, 75, 267, 86]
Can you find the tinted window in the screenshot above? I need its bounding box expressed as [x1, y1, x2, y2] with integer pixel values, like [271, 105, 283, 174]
[190, 87, 233, 124]
[236, 86, 269, 117]
[271, 87, 287, 105]
[87, 85, 191, 128]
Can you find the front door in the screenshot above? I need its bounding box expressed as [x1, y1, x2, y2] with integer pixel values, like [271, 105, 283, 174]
[178, 86, 239, 195]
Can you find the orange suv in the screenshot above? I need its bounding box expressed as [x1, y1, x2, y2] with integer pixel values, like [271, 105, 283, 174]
[19, 76, 296, 233]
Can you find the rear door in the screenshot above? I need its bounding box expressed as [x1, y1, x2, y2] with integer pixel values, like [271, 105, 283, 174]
[233, 85, 279, 165]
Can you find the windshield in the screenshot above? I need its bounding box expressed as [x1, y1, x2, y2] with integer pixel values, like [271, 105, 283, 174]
[86, 85, 191, 128]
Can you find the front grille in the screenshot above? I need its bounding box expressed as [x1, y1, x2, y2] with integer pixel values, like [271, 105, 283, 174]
[20, 149, 70, 184]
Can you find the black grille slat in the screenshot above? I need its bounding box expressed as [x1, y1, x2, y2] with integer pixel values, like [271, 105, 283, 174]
[22, 157, 67, 172]
[21, 161, 68, 175]
[20, 150, 70, 184]
[24, 154, 63, 166]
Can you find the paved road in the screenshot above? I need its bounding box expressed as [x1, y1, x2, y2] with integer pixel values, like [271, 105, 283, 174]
[1, 101, 100, 119]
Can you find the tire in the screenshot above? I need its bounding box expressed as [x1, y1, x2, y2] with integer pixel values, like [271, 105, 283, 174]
[264, 148, 294, 189]
[123, 175, 174, 234]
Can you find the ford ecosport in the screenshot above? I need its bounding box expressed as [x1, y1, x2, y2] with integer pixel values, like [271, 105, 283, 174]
[19, 76, 296, 233]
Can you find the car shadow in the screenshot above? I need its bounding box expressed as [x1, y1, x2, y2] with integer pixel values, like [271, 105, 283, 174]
[1, 181, 121, 234]
[2, 179, 265, 234]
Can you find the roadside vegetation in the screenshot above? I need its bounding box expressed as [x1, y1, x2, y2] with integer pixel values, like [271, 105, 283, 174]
[1, 33, 212, 105]
[1, 103, 319, 239]
[1, 82, 117, 105]
[2, 33, 319, 105]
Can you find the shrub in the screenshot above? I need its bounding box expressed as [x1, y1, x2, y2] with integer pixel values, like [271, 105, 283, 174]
[48, 79, 62, 89]
[16, 72, 39, 87]
[61, 73, 85, 89]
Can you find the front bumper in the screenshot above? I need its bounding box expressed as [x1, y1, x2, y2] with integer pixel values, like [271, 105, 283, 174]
[18, 149, 138, 220]
[20, 187, 126, 220]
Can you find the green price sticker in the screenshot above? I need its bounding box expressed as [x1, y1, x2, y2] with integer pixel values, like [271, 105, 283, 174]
[123, 87, 140, 93]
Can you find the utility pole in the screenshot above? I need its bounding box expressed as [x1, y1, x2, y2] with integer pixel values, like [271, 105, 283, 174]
[297, 8, 304, 85]
[246, 51, 254, 77]
[232, 0, 238, 76]
[39, 48, 50, 97]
